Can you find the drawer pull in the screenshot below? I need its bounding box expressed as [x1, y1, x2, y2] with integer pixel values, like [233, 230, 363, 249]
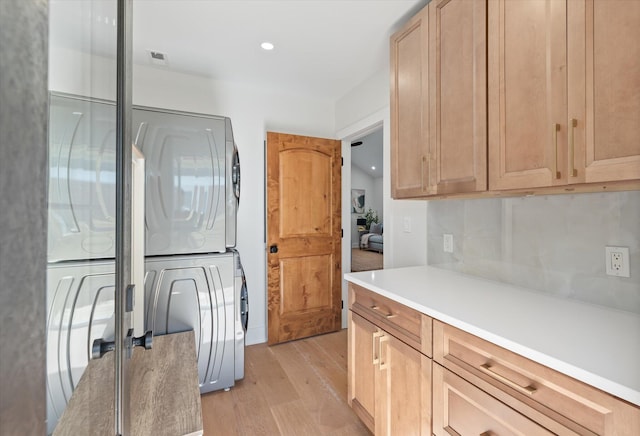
[372, 331, 383, 364]
[371, 305, 395, 318]
[480, 363, 536, 395]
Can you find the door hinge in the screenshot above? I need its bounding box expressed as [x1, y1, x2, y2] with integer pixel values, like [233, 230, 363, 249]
[342, 300, 344, 309]
[341, 228, 343, 238]
[341, 157, 343, 166]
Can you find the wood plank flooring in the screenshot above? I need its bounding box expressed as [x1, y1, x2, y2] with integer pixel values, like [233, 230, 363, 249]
[201, 329, 370, 435]
[351, 248, 383, 272]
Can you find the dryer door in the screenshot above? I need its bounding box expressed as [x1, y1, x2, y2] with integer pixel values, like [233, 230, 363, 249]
[133, 108, 227, 256]
[48, 94, 117, 262]
[144, 253, 236, 392]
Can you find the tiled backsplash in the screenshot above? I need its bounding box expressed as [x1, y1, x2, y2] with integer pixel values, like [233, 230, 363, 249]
[427, 191, 640, 314]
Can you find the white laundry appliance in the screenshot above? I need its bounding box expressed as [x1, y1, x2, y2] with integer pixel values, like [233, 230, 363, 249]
[144, 250, 247, 393]
[132, 105, 240, 256]
[45, 93, 245, 433]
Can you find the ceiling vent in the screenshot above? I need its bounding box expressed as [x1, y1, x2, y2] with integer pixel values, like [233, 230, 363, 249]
[148, 50, 168, 66]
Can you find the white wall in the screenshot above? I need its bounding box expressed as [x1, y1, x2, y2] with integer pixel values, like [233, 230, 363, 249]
[371, 176, 384, 222]
[335, 69, 389, 133]
[50, 47, 336, 345]
[427, 192, 640, 314]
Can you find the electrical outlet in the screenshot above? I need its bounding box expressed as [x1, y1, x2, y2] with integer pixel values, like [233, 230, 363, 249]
[605, 246, 630, 278]
[443, 234, 454, 253]
[403, 217, 412, 233]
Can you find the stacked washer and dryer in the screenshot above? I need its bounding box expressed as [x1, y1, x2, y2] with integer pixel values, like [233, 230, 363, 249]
[45, 93, 247, 433]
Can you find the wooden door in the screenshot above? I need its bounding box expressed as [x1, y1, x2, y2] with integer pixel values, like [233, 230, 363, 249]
[568, 0, 640, 184]
[429, 0, 487, 195]
[390, 4, 431, 198]
[376, 333, 431, 436]
[266, 132, 341, 345]
[348, 312, 378, 433]
[488, 0, 568, 190]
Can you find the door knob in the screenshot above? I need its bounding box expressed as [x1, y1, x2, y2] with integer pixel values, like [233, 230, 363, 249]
[269, 244, 278, 254]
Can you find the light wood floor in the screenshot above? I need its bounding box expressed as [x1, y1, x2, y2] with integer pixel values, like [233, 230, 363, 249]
[351, 248, 383, 272]
[200, 329, 370, 435]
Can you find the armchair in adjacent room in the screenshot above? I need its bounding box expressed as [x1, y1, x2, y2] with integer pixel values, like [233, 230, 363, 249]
[360, 222, 383, 253]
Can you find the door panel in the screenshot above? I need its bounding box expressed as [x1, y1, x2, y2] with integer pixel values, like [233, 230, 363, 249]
[377, 334, 431, 436]
[267, 132, 341, 344]
[390, 6, 431, 198]
[280, 255, 332, 313]
[488, 0, 567, 189]
[348, 312, 377, 433]
[568, 0, 640, 183]
[429, 0, 486, 194]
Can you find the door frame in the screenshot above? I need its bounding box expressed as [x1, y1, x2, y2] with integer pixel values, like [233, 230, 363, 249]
[337, 108, 389, 328]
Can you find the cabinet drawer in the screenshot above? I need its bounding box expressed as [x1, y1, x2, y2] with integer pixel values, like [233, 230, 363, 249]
[434, 321, 640, 436]
[349, 284, 432, 356]
[433, 363, 556, 436]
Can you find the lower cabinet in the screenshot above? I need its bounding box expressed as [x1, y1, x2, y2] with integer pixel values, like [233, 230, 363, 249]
[432, 364, 556, 436]
[348, 284, 432, 435]
[348, 312, 377, 431]
[434, 320, 640, 436]
[376, 333, 431, 436]
[348, 283, 640, 436]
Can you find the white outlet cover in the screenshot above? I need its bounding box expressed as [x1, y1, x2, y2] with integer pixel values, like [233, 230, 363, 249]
[403, 217, 411, 233]
[443, 234, 454, 253]
[605, 246, 630, 278]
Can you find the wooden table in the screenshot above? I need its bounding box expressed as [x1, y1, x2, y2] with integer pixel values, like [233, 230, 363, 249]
[54, 331, 203, 436]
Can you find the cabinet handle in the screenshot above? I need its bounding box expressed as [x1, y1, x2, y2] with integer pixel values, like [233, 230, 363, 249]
[421, 153, 432, 192]
[480, 432, 495, 436]
[372, 331, 383, 365]
[569, 118, 578, 177]
[421, 155, 426, 192]
[480, 362, 537, 395]
[379, 335, 389, 370]
[371, 305, 395, 318]
[553, 123, 561, 179]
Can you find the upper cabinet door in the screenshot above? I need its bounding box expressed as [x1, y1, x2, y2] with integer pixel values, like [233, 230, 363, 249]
[391, 5, 431, 198]
[568, 0, 640, 184]
[488, 0, 568, 190]
[429, 0, 487, 195]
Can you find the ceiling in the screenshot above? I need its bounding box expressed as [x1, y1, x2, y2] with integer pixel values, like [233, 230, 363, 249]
[50, 0, 417, 181]
[50, 0, 426, 102]
[351, 128, 383, 179]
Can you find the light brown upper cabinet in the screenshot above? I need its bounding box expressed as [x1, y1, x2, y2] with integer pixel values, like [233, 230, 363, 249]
[390, 5, 430, 198]
[391, 0, 487, 199]
[567, 0, 640, 184]
[488, 0, 567, 190]
[428, 0, 487, 195]
[489, 0, 640, 190]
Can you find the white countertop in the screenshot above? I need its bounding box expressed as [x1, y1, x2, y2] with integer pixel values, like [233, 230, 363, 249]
[345, 266, 640, 407]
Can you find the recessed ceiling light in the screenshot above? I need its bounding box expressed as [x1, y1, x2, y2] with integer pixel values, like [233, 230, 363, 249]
[371, 166, 376, 170]
[261, 42, 274, 51]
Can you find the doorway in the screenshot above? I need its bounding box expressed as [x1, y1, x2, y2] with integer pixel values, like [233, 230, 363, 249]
[349, 127, 384, 272]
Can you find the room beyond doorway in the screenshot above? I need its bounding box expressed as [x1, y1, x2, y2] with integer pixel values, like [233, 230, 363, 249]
[350, 127, 384, 272]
